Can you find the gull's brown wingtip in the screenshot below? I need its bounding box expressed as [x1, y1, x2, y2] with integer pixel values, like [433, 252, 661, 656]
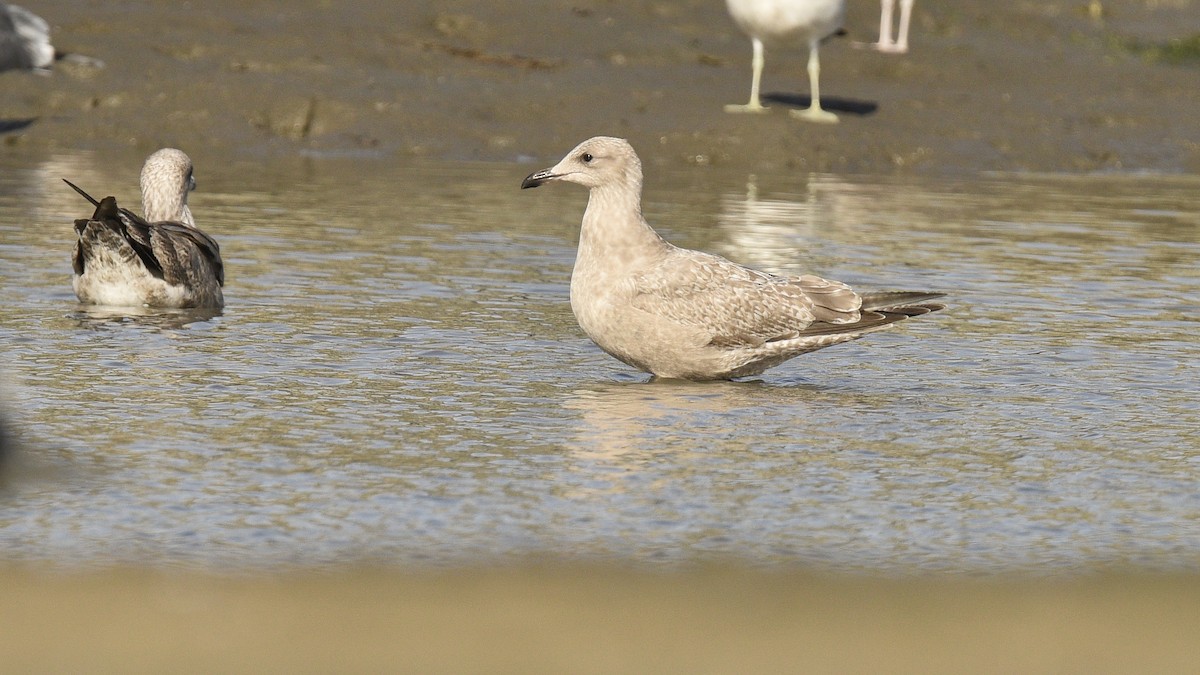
[62, 178, 101, 208]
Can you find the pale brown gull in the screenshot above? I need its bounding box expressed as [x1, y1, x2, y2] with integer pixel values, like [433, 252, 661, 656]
[521, 136, 943, 381]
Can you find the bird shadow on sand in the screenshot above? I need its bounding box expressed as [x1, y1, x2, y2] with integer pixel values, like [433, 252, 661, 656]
[763, 93, 878, 116]
[0, 118, 37, 135]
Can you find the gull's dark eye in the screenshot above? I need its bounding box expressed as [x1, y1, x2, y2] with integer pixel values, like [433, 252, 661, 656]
[581, 153, 593, 163]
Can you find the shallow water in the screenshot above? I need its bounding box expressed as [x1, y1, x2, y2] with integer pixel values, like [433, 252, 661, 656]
[1, 151, 1198, 574]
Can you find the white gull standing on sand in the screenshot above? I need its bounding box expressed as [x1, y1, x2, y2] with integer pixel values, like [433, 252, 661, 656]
[66, 148, 225, 309]
[0, 2, 102, 75]
[870, 0, 914, 53]
[0, 3, 52, 73]
[724, 0, 846, 124]
[521, 136, 943, 381]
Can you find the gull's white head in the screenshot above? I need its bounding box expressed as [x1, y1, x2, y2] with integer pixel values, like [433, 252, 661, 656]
[140, 148, 196, 226]
[521, 136, 643, 191]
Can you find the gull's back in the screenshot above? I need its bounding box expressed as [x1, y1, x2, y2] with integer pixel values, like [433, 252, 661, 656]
[69, 149, 224, 309]
[71, 195, 224, 308]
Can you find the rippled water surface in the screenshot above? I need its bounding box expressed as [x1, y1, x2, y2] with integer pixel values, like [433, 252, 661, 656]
[1, 151, 1198, 573]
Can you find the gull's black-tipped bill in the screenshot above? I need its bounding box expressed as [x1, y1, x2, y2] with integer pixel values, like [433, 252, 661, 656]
[521, 169, 557, 189]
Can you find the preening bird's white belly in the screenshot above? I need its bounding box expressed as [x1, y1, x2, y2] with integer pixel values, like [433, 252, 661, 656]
[74, 269, 190, 308]
[725, 0, 845, 41]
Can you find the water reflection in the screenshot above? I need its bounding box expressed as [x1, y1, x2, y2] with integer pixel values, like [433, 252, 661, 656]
[0, 404, 11, 484]
[0, 151, 1198, 573]
[715, 175, 821, 273]
[70, 306, 223, 330]
[567, 381, 752, 466]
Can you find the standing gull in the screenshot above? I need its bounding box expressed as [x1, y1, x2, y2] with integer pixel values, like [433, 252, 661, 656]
[0, 3, 51, 73]
[521, 137, 943, 381]
[872, 0, 914, 53]
[724, 0, 846, 124]
[0, 3, 102, 75]
[66, 148, 224, 309]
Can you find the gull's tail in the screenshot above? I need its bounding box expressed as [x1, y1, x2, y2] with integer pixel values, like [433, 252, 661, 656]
[54, 51, 105, 69]
[860, 291, 946, 312]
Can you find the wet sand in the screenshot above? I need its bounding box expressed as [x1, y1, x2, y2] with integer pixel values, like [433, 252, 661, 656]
[3, 0, 1198, 174]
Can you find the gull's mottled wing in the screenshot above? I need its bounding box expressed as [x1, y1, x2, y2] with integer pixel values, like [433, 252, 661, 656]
[73, 196, 224, 287]
[141, 220, 224, 287]
[630, 248, 862, 348]
[72, 198, 163, 278]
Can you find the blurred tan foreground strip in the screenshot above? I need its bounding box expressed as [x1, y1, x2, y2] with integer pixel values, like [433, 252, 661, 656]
[3, 566, 1197, 674]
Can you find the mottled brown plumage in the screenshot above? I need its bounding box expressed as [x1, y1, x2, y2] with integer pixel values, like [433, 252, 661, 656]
[67, 149, 223, 309]
[522, 136, 943, 380]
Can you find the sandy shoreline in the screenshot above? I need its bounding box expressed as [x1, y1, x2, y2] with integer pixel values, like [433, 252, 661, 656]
[2, 0, 1198, 175]
[1, 565, 1198, 673]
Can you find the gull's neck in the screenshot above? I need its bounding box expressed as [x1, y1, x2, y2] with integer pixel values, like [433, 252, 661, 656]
[177, 204, 195, 227]
[578, 181, 669, 266]
[142, 190, 193, 227]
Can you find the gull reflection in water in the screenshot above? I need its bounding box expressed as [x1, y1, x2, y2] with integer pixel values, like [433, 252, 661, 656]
[70, 305, 223, 331]
[715, 173, 959, 278]
[556, 381, 762, 504]
[715, 174, 822, 275]
[562, 379, 896, 457]
[713, 174, 894, 274]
